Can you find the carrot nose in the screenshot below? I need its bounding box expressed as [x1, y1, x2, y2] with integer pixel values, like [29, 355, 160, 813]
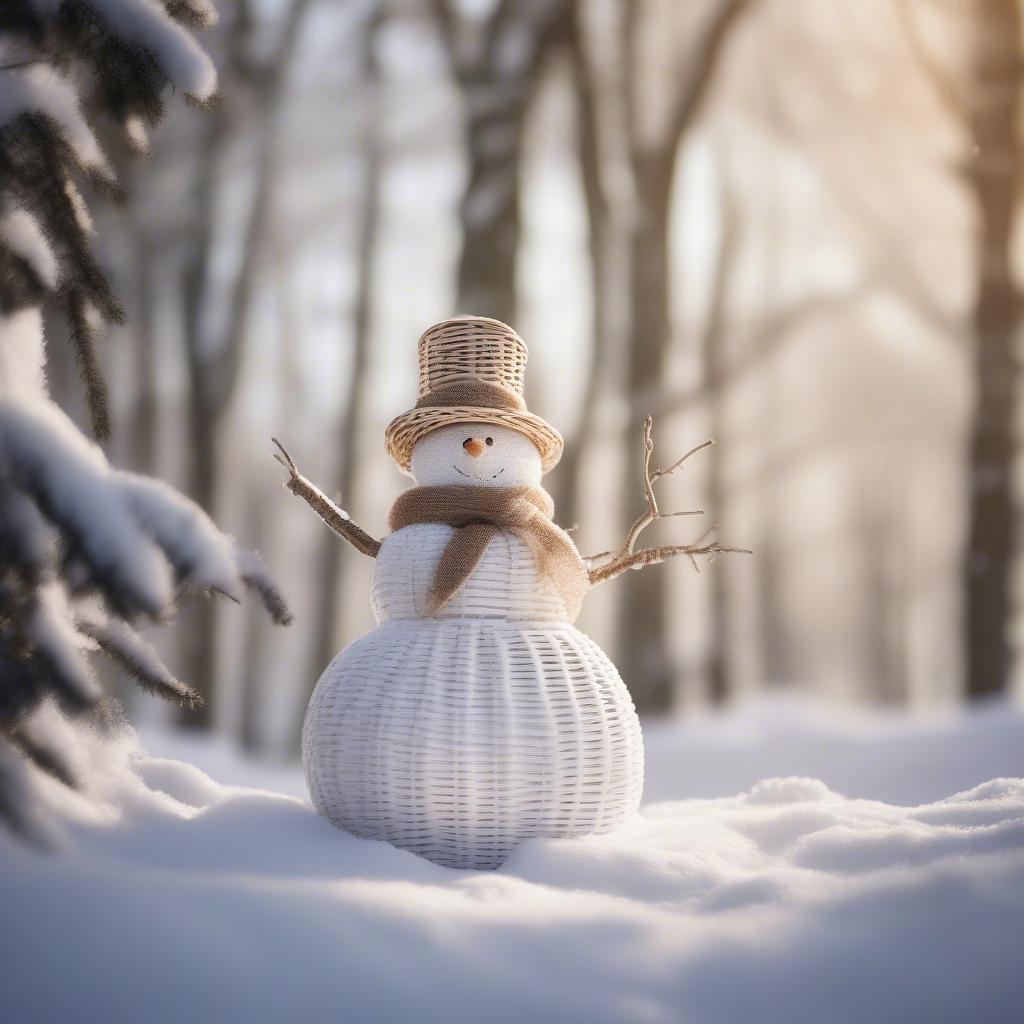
[463, 438, 485, 457]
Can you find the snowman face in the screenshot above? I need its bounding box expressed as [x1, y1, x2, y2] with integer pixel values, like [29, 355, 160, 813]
[411, 423, 543, 487]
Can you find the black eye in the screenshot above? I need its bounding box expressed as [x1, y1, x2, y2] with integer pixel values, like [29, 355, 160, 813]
[485, 437, 494, 446]
[463, 438, 472, 445]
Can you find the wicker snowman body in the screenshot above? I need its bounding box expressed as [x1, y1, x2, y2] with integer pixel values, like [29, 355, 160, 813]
[293, 318, 644, 870]
[303, 524, 643, 869]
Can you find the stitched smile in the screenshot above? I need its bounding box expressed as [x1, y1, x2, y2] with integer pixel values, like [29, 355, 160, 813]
[453, 466, 505, 481]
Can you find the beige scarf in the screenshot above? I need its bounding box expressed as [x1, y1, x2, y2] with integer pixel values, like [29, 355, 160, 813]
[388, 485, 589, 618]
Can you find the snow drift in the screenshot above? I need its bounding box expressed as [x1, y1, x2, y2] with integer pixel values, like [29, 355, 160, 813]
[2, 699, 1022, 1024]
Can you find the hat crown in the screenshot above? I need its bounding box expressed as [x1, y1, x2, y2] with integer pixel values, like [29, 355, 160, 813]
[417, 316, 527, 399]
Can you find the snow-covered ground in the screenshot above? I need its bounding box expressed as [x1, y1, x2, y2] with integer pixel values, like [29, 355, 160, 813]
[3, 698, 1023, 1023]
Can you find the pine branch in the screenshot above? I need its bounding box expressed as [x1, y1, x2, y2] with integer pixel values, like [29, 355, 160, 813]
[0, 736, 53, 845]
[77, 616, 203, 709]
[8, 724, 77, 788]
[0, 113, 123, 438]
[0, 237, 50, 314]
[0, 638, 49, 726]
[161, 0, 218, 32]
[235, 547, 294, 626]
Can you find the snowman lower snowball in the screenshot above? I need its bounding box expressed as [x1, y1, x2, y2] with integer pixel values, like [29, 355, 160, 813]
[275, 316, 740, 870]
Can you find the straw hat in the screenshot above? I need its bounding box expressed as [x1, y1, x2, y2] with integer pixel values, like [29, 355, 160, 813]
[385, 316, 564, 473]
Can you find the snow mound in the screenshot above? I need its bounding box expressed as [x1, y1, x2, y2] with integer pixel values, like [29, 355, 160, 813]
[2, 707, 1023, 1023]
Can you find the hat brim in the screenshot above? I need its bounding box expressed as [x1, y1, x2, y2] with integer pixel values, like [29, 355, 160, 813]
[385, 406, 564, 475]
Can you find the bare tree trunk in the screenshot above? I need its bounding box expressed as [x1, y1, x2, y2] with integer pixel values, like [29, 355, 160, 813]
[129, 229, 158, 474]
[858, 487, 907, 705]
[963, 0, 1022, 699]
[236, 229, 305, 753]
[178, 86, 237, 728]
[755, 527, 789, 686]
[179, 0, 311, 727]
[701, 185, 739, 705]
[302, 14, 384, 736]
[238, 490, 271, 752]
[618, 169, 675, 712]
[615, 0, 750, 714]
[434, 0, 572, 323]
[455, 89, 521, 325]
[703, 413, 729, 705]
[554, 3, 616, 528]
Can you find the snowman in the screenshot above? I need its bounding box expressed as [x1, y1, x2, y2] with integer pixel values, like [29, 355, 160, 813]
[274, 316, 740, 869]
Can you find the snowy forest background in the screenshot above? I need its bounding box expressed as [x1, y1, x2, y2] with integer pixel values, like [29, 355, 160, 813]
[27, 0, 1024, 757]
[4, 3, 1024, 1020]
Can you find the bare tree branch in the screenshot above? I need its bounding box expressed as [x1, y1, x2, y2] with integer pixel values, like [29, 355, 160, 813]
[667, 0, 754, 148]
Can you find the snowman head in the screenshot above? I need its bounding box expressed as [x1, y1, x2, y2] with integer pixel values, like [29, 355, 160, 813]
[410, 423, 543, 488]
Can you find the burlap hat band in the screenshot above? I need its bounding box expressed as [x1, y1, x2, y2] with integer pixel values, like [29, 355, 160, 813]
[415, 378, 525, 413]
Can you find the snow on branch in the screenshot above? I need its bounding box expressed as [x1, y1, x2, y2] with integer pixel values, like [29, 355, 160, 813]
[23, 581, 101, 712]
[0, 0, 219, 437]
[7, 715, 77, 788]
[0, 396, 293, 802]
[0, 484, 56, 586]
[0, 735, 57, 844]
[0, 400, 295, 630]
[0, 0, 292, 844]
[161, 0, 218, 33]
[0, 209, 58, 292]
[118, 472, 293, 623]
[116, 473, 244, 603]
[0, 399, 174, 617]
[0, 65, 111, 176]
[0, 107, 122, 435]
[235, 547, 295, 627]
[5, 0, 218, 115]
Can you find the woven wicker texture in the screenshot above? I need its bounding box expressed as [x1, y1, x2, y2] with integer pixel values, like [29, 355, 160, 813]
[304, 523, 645, 869]
[372, 523, 570, 622]
[385, 317, 564, 473]
[303, 617, 644, 870]
[307, 319, 643, 868]
[417, 316, 527, 397]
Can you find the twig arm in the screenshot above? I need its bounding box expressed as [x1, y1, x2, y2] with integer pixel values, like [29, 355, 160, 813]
[588, 541, 751, 587]
[272, 438, 381, 557]
[584, 416, 749, 588]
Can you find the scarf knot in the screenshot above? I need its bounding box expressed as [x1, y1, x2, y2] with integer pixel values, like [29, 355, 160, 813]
[388, 485, 588, 619]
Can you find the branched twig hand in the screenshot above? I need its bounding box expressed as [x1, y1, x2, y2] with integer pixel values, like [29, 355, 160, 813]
[585, 417, 750, 587]
[271, 437, 302, 494]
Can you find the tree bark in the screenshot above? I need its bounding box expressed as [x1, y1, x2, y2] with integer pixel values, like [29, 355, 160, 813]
[963, 0, 1022, 699]
[434, 0, 572, 323]
[701, 185, 739, 705]
[554, 3, 617, 529]
[455, 86, 521, 325]
[615, 0, 750, 714]
[179, 0, 311, 727]
[617, 168, 675, 713]
[238, 490, 270, 752]
[858, 489, 907, 705]
[300, 14, 385, 745]
[129, 229, 158, 475]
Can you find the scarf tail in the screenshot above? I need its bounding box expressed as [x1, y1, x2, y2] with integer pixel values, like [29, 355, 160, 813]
[426, 522, 496, 614]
